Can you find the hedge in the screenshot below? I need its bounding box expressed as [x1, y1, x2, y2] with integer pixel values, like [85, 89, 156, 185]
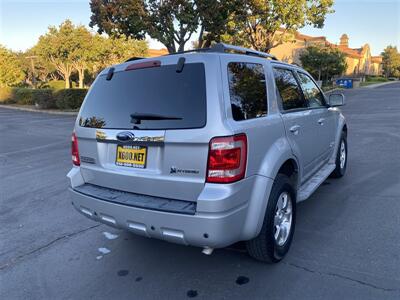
[55, 89, 87, 109]
[32, 89, 57, 109]
[365, 76, 387, 82]
[0, 86, 13, 103]
[0, 87, 88, 110]
[14, 88, 35, 105]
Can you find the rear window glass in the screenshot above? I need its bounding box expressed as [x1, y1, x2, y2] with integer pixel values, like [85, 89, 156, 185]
[79, 63, 206, 130]
[228, 62, 267, 121]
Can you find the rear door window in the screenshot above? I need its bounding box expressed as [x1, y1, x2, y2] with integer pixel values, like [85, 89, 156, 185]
[79, 63, 206, 130]
[227, 62, 267, 121]
[297, 72, 326, 108]
[273, 68, 307, 111]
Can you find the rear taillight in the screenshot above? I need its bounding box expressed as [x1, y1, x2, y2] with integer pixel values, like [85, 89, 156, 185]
[71, 132, 80, 166]
[206, 134, 247, 183]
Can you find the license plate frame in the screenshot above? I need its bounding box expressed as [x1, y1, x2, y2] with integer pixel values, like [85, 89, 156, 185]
[115, 145, 147, 169]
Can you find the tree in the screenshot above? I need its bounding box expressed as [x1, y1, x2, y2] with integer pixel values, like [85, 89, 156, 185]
[70, 26, 96, 88]
[34, 20, 77, 88]
[90, 0, 148, 40]
[381, 46, 400, 78]
[148, 0, 200, 53]
[34, 20, 95, 88]
[92, 35, 148, 74]
[222, 0, 334, 53]
[33, 20, 148, 88]
[89, 0, 238, 53]
[196, 0, 239, 48]
[16, 49, 57, 88]
[299, 45, 347, 81]
[0, 45, 24, 87]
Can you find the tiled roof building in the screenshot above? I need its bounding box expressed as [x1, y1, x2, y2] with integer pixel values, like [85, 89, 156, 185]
[147, 48, 169, 57]
[147, 32, 382, 76]
[270, 31, 382, 76]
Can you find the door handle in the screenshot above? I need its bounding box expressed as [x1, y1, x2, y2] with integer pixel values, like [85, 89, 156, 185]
[318, 118, 325, 125]
[289, 125, 300, 135]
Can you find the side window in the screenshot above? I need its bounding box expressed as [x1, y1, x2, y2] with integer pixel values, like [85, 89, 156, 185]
[228, 62, 267, 121]
[273, 68, 307, 111]
[297, 72, 326, 108]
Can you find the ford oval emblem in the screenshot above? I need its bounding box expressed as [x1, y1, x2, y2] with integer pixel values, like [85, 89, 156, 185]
[116, 131, 135, 142]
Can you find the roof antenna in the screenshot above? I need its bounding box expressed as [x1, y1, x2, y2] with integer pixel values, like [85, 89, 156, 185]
[106, 67, 115, 81]
[176, 57, 185, 73]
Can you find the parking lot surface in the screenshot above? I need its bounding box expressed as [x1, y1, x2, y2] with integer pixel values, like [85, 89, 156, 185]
[1, 82, 399, 299]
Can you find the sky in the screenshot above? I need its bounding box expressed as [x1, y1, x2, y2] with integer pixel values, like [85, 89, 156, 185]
[0, 0, 399, 56]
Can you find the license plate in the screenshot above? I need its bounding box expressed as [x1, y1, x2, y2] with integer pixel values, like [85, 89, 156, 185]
[116, 145, 147, 168]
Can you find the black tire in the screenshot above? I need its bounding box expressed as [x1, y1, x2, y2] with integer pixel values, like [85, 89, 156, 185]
[331, 133, 347, 178]
[246, 174, 296, 263]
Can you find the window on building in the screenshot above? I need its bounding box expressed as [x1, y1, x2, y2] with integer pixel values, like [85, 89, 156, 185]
[228, 62, 267, 121]
[297, 72, 326, 108]
[273, 68, 307, 111]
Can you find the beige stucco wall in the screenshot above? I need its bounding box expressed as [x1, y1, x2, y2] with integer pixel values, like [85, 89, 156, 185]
[370, 62, 381, 75]
[345, 57, 360, 75]
[268, 33, 382, 76]
[269, 39, 306, 64]
[270, 38, 329, 65]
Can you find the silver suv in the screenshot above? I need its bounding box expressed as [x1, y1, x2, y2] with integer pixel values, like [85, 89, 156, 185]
[68, 43, 347, 263]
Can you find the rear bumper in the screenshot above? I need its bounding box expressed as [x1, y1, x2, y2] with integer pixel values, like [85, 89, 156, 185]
[68, 168, 273, 248]
[70, 188, 248, 248]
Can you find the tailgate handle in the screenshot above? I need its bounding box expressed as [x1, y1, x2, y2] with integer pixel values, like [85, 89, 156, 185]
[96, 130, 165, 145]
[289, 125, 300, 135]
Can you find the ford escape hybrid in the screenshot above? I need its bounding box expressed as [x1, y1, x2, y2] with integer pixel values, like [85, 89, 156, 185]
[68, 43, 347, 263]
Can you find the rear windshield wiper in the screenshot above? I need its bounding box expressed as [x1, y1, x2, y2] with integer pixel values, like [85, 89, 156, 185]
[130, 113, 183, 124]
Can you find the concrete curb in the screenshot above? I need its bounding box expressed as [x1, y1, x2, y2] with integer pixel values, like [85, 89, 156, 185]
[0, 105, 78, 116]
[363, 81, 399, 89]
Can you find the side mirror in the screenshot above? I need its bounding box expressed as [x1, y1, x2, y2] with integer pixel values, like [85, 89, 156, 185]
[328, 93, 345, 107]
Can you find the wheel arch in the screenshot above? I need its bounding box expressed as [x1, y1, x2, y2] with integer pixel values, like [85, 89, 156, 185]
[342, 123, 348, 136]
[241, 138, 300, 240]
[276, 158, 299, 190]
[330, 116, 348, 164]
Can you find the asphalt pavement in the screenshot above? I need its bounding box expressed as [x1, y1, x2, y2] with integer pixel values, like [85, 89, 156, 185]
[0, 82, 399, 299]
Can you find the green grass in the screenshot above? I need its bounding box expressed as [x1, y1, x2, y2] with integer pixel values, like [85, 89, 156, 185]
[360, 80, 388, 87]
[322, 85, 343, 92]
[365, 76, 387, 82]
[358, 76, 389, 87]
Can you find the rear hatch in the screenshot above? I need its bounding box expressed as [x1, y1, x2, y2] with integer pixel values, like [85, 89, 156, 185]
[75, 57, 218, 202]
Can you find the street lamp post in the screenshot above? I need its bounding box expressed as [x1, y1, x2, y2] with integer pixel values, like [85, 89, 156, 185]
[25, 55, 38, 89]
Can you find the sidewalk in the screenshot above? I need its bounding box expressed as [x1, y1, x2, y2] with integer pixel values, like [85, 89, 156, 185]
[0, 104, 78, 116]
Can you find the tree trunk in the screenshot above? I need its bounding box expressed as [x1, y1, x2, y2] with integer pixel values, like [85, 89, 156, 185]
[177, 42, 185, 53]
[166, 44, 176, 54]
[197, 25, 204, 49]
[78, 69, 84, 88]
[65, 73, 71, 89]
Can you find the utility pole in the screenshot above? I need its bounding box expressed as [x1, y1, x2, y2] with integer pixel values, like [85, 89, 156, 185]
[25, 55, 38, 89]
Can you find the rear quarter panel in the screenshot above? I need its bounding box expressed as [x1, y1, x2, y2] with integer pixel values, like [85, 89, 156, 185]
[218, 56, 300, 238]
[219, 56, 299, 181]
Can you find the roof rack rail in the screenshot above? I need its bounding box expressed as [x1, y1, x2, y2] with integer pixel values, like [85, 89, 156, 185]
[163, 48, 212, 56]
[136, 43, 278, 60]
[211, 43, 278, 60]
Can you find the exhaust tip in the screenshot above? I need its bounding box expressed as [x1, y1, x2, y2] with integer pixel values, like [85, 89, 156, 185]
[202, 247, 214, 255]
